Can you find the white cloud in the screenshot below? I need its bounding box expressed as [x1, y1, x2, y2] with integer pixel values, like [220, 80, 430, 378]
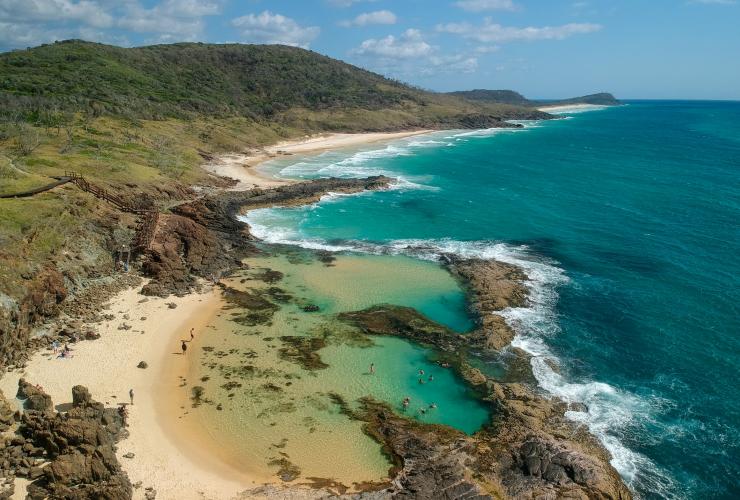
[0, 0, 113, 28]
[352, 28, 433, 58]
[232, 11, 320, 48]
[453, 0, 518, 12]
[437, 18, 602, 42]
[159, 0, 222, 17]
[339, 10, 396, 27]
[117, 0, 222, 40]
[0, 0, 226, 48]
[351, 29, 478, 78]
[427, 54, 478, 74]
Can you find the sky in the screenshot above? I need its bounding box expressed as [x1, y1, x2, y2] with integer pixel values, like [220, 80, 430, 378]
[0, 0, 738, 100]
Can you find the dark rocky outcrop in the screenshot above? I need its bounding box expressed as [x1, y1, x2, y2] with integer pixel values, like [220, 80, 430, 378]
[17, 379, 53, 413]
[448, 258, 529, 350]
[5, 384, 132, 499]
[336, 306, 631, 500]
[338, 305, 466, 353]
[142, 176, 392, 296]
[0, 268, 67, 368]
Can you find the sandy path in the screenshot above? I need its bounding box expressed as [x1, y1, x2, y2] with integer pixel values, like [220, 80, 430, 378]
[202, 130, 431, 190]
[0, 283, 256, 500]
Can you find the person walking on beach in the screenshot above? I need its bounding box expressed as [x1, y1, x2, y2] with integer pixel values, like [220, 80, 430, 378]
[189, 328, 194, 341]
[181, 341, 188, 355]
[369, 363, 375, 375]
[129, 388, 134, 406]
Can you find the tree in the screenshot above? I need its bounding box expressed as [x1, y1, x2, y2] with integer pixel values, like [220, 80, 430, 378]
[14, 123, 40, 156]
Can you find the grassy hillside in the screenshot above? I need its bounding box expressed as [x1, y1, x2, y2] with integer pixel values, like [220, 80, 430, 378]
[0, 40, 545, 127]
[447, 89, 619, 107]
[0, 40, 549, 304]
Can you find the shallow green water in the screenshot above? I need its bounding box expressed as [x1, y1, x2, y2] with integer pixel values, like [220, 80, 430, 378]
[189, 249, 489, 485]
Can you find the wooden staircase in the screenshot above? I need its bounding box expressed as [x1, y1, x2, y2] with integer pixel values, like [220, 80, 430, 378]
[64, 171, 159, 253]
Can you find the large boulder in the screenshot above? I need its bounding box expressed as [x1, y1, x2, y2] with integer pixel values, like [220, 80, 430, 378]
[16, 386, 132, 499]
[17, 379, 53, 412]
[71, 385, 92, 407]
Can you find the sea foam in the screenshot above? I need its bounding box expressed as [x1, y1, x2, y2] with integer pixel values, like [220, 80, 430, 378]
[242, 109, 677, 497]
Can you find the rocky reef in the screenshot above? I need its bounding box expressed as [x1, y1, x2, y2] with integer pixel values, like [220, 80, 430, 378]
[337, 305, 631, 500]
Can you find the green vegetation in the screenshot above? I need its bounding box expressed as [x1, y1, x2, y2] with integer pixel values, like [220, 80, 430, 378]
[0, 40, 544, 127]
[447, 89, 619, 107]
[0, 40, 550, 302]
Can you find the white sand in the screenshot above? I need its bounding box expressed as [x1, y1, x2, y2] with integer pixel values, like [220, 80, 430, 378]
[202, 130, 431, 190]
[0, 283, 259, 500]
[537, 103, 608, 113]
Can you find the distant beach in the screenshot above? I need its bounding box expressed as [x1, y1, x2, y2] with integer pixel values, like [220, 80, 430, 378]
[202, 130, 431, 190]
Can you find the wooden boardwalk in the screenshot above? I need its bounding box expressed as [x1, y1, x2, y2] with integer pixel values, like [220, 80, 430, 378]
[0, 176, 73, 198]
[1, 171, 159, 253]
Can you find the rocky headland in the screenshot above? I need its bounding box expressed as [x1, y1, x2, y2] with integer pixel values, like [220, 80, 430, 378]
[0, 173, 632, 499]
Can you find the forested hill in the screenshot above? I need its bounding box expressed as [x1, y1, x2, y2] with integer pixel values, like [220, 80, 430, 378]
[447, 89, 620, 107]
[0, 40, 547, 128]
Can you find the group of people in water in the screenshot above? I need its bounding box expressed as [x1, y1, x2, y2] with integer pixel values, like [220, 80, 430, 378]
[368, 363, 444, 416]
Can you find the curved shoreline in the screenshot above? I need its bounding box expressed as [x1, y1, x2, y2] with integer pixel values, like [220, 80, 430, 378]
[202, 130, 433, 190]
[0, 129, 632, 499]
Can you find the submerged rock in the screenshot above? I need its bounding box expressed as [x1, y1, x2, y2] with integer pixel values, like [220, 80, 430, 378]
[278, 336, 328, 370]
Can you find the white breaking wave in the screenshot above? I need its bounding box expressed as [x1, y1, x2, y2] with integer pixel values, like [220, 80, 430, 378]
[243, 109, 675, 498]
[243, 205, 677, 498]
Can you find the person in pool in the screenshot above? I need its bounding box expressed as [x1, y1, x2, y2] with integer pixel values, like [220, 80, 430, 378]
[430, 403, 437, 410]
[418, 369, 425, 376]
[428, 375, 434, 382]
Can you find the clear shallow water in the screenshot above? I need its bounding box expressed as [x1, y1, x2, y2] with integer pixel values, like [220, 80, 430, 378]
[191, 252, 489, 485]
[245, 102, 740, 499]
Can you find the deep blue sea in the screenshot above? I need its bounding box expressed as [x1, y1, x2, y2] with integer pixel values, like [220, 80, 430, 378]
[245, 101, 740, 499]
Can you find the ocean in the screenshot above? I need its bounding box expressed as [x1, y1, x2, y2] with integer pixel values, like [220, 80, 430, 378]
[244, 101, 740, 499]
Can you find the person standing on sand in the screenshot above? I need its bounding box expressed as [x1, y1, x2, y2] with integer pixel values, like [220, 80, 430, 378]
[190, 328, 195, 341]
[181, 341, 188, 355]
[129, 388, 134, 406]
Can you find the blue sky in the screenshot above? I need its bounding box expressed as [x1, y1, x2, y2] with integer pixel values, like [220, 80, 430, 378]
[0, 0, 738, 99]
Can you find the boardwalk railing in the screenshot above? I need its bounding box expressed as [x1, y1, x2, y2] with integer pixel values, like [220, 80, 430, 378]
[64, 171, 159, 252]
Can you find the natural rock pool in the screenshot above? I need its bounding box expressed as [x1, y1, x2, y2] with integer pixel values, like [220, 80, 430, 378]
[182, 248, 491, 488]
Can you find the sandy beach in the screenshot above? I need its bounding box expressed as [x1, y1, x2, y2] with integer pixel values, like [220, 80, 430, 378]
[0, 282, 259, 500]
[537, 103, 608, 113]
[202, 130, 431, 189]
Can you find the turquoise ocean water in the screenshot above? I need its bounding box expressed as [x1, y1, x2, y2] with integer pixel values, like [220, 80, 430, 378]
[244, 101, 740, 499]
